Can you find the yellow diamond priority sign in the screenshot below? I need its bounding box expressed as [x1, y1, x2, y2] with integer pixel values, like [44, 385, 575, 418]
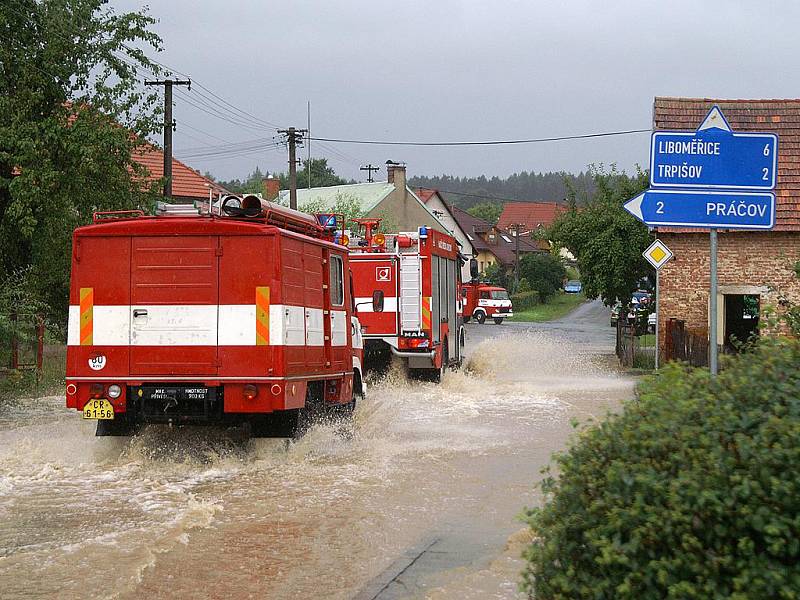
[643, 239, 673, 270]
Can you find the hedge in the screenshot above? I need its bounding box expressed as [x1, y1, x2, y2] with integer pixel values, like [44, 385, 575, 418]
[522, 338, 800, 599]
[511, 291, 539, 312]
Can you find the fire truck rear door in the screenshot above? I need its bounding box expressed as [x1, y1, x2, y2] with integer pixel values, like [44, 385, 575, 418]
[129, 236, 219, 376]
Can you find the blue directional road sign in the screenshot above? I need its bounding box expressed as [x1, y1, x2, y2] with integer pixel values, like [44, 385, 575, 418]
[624, 189, 775, 230]
[650, 106, 777, 190]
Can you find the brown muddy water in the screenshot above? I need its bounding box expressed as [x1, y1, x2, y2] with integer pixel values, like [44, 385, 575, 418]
[0, 321, 635, 599]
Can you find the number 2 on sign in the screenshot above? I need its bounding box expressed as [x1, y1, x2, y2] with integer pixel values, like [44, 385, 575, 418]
[656, 201, 665, 214]
[763, 168, 769, 181]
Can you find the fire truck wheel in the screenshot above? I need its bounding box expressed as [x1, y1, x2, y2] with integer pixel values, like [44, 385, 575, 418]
[95, 415, 138, 437]
[475, 311, 486, 324]
[493, 317, 504, 325]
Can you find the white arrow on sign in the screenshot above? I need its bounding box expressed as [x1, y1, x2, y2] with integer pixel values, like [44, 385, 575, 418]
[624, 192, 645, 221]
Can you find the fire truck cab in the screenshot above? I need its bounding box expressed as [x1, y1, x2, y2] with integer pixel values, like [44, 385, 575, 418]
[461, 281, 514, 324]
[348, 221, 464, 382]
[66, 196, 364, 437]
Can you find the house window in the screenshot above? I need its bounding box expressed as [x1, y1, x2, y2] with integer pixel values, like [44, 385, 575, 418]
[330, 255, 344, 306]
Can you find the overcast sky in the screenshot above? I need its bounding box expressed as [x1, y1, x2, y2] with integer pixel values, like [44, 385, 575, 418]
[112, 0, 800, 186]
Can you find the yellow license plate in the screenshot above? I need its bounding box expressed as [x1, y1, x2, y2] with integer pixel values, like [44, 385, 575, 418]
[82, 399, 115, 420]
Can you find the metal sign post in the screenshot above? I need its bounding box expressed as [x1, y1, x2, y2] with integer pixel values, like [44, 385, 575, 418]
[709, 229, 718, 375]
[625, 105, 778, 376]
[642, 239, 674, 370]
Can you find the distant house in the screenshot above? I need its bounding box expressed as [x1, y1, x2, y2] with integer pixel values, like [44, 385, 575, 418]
[417, 188, 475, 281]
[450, 204, 542, 275]
[497, 201, 564, 235]
[135, 144, 229, 202]
[276, 163, 450, 237]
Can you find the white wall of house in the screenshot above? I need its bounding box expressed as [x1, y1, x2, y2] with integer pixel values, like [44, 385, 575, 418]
[423, 193, 475, 281]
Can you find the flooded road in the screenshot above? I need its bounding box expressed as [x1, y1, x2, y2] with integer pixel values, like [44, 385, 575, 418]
[0, 300, 635, 599]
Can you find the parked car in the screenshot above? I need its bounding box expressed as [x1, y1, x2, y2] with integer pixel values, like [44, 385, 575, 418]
[564, 280, 582, 293]
[648, 312, 656, 333]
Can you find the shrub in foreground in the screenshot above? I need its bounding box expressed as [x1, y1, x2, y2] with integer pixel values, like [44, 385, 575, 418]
[522, 339, 800, 599]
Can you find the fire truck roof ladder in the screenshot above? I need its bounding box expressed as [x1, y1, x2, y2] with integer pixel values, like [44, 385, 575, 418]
[155, 202, 202, 216]
[399, 253, 422, 332]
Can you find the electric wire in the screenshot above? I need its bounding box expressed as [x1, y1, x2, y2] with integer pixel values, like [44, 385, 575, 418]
[308, 129, 650, 147]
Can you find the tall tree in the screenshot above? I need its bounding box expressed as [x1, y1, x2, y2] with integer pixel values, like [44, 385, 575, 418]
[549, 166, 651, 306]
[467, 202, 504, 225]
[0, 0, 163, 323]
[281, 158, 353, 189]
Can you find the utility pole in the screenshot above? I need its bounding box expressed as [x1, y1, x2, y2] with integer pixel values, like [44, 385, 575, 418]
[278, 127, 307, 209]
[145, 78, 191, 197]
[307, 101, 312, 190]
[360, 164, 380, 182]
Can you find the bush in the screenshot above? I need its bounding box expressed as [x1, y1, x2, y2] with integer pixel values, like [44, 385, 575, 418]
[522, 338, 800, 599]
[511, 291, 539, 312]
[519, 253, 566, 302]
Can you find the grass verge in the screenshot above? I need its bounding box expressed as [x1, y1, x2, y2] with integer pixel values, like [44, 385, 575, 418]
[0, 345, 65, 400]
[512, 292, 586, 322]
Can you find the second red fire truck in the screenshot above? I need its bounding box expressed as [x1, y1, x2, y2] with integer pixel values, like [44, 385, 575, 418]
[347, 219, 465, 382]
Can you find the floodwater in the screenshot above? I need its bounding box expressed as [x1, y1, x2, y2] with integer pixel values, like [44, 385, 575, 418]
[0, 301, 635, 599]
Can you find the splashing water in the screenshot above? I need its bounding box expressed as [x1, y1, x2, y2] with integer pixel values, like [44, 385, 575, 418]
[0, 328, 633, 599]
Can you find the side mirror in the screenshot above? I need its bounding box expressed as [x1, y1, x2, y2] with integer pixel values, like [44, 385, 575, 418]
[372, 290, 385, 312]
[469, 258, 479, 280]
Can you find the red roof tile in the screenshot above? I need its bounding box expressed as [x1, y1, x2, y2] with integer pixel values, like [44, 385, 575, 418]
[497, 202, 564, 232]
[416, 188, 437, 203]
[450, 205, 542, 266]
[133, 144, 229, 200]
[654, 97, 800, 232]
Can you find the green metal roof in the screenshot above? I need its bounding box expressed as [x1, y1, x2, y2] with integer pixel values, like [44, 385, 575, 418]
[276, 182, 395, 213]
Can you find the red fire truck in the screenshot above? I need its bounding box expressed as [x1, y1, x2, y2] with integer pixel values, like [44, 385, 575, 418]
[66, 196, 364, 437]
[347, 219, 465, 382]
[461, 282, 514, 324]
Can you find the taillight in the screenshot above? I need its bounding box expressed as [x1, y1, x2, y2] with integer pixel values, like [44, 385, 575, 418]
[243, 384, 258, 401]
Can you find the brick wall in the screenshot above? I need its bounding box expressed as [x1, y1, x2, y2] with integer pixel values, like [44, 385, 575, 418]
[658, 231, 800, 350]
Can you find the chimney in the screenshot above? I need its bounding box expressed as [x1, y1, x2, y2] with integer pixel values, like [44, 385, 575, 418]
[386, 160, 406, 190]
[262, 176, 280, 200]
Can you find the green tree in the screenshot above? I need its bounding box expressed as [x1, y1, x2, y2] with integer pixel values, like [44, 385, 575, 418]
[519, 253, 566, 302]
[281, 158, 353, 189]
[1, 0, 162, 324]
[549, 166, 650, 306]
[467, 201, 504, 225]
[299, 192, 366, 226]
[217, 166, 267, 194]
[481, 262, 509, 289]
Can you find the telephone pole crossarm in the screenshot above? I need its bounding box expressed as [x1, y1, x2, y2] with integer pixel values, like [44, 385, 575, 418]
[360, 164, 380, 183]
[278, 127, 308, 209]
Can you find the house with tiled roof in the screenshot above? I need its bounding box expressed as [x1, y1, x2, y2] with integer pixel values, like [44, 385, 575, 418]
[653, 97, 800, 360]
[449, 204, 542, 275]
[276, 163, 450, 239]
[134, 144, 228, 201]
[497, 201, 564, 234]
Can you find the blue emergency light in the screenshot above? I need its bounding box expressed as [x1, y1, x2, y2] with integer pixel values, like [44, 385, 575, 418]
[317, 214, 337, 229]
[418, 226, 428, 238]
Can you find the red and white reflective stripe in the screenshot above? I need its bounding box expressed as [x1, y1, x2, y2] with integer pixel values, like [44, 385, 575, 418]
[66, 304, 331, 347]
